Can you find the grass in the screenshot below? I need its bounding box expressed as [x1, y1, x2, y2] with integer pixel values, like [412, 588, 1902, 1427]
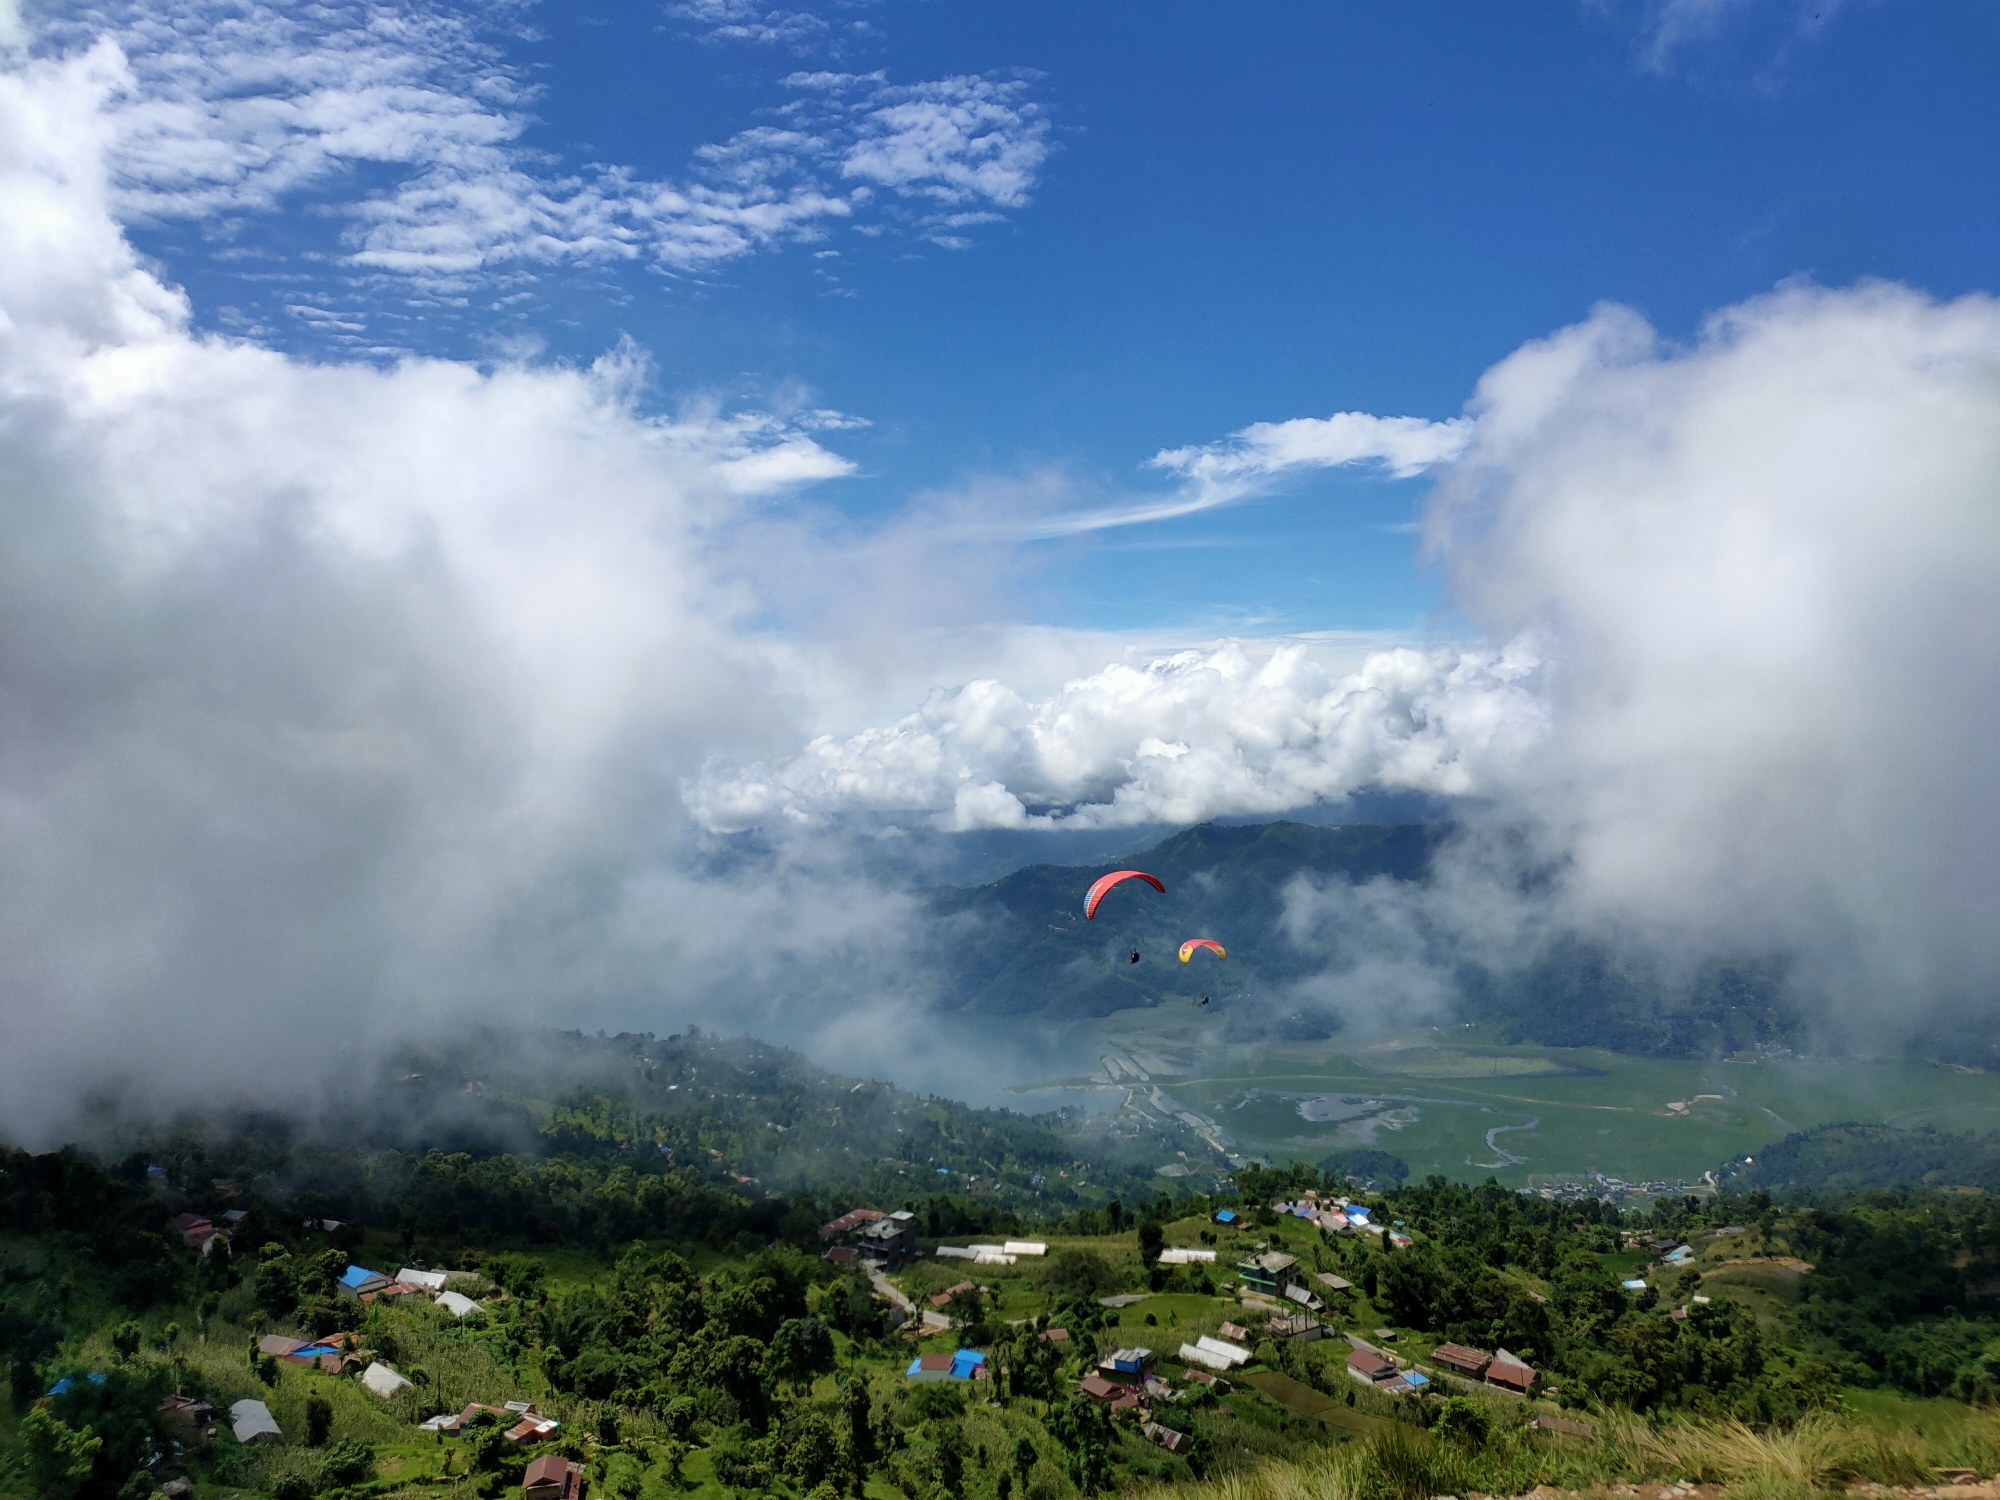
[1137, 1403, 2000, 1500]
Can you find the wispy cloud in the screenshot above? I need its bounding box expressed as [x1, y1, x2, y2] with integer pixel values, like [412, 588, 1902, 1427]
[52, 0, 1048, 293]
[1008, 409, 1468, 538]
[668, 0, 838, 50]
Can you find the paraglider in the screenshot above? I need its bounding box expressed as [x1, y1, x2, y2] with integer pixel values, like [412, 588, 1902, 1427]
[1200, 995, 1210, 1006]
[1083, 869, 1165, 920]
[1178, 939, 1226, 964]
[1129, 950, 1141, 964]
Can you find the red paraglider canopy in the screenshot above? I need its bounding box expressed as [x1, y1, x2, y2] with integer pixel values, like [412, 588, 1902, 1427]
[1084, 869, 1165, 920]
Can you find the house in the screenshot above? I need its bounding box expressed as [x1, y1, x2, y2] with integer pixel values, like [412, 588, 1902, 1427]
[1378, 1371, 1430, 1396]
[396, 1268, 450, 1291]
[819, 1208, 884, 1240]
[930, 1280, 978, 1309]
[507, 1412, 561, 1445]
[1156, 1248, 1216, 1265]
[1431, 1343, 1492, 1378]
[257, 1335, 305, 1358]
[1212, 1209, 1239, 1226]
[1236, 1251, 1300, 1297]
[1182, 1369, 1229, 1390]
[1078, 1375, 1140, 1410]
[1097, 1347, 1154, 1382]
[362, 1362, 413, 1398]
[1036, 1328, 1070, 1345]
[223, 1210, 250, 1224]
[1190, 1335, 1250, 1368]
[436, 1290, 484, 1318]
[230, 1399, 283, 1443]
[1346, 1349, 1398, 1385]
[159, 1395, 214, 1446]
[857, 1210, 917, 1269]
[1316, 1272, 1354, 1292]
[168, 1212, 212, 1244]
[906, 1350, 985, 1382]
[823, 1246, 858, 1267]
[1270, 1313, 1324, 1341]
[1143, 1423, 1187, 1453]
[1484, 1349, 1537, 1394]
[1002, 1241, 1048, 1257]
[1283, 1283, 1325, 1312]
[1218, 1322, 1253, 1343]
[523, 1454, 588, 1500]
[338, 1265, 391, 1299]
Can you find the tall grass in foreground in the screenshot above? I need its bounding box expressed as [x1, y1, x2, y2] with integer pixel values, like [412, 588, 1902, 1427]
[1145, 1407, 2000, 1500]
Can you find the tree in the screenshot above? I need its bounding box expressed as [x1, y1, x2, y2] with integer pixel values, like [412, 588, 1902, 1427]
[931, 1419, 968, 1499]
[768, 1316, 837, 1395]
[1432, 1396, 1491, 1447]
[110, 1323, 142, 1360]
[20, 1405, 101, 1500]
[1138, 1221, 1164, 1269]
[1013, 1435, 1039, 1488]
[306, 1392, 333, 1447]
[843, 1374, 874, 1469]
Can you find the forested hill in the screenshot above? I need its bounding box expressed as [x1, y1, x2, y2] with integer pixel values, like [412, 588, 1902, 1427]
[923, 820, 1799, 1057]
[117, 1027, 1203, 1235]
[1724, 1122, 2000, 1194]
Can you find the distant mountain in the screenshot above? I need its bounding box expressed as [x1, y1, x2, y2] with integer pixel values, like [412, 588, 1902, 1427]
[923, 820, 1801, 1058]
[925, 821, 1445, 1019]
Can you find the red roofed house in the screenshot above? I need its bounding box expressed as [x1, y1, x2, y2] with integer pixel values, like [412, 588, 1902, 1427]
[1431, 1343, 1493, 1378]
[930, 1280, 977, 1309]
[523, 1453, 587, 1500]
[1346, 1349, 1398, 1385]
[1484, 1350, 1537, 1394]
[819, 1208, 884, 1241]
[1078, 1374, 1141, 1410]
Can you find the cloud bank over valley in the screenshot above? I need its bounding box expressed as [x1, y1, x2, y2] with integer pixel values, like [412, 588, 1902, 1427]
[0, 12, 1996, 1138]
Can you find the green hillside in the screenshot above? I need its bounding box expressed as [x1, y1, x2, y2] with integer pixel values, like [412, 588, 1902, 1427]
[12, 1101, 2000, 1500]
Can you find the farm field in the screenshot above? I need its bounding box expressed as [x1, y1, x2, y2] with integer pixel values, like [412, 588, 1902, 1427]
[1073, 1009, 2000, 1188]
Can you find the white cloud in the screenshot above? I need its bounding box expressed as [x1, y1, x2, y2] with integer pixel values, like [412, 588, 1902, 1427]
[669, 0, 831, 48]
[839, 76, 1049, 209]
[688, 639, 1548, 831]
[1152, 411, 1470, 489]
[0, 43, 897, 1129]
[703, 279, 2000, 1037]
[46, 0, 1045, 288]
[1427, 282, 2000, 1018]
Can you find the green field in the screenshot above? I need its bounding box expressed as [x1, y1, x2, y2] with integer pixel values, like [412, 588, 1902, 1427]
[1073, 1009, 2000, 1188]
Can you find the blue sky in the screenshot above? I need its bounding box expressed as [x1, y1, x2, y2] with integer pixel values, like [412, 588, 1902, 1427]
[92, 0, 2000, 640]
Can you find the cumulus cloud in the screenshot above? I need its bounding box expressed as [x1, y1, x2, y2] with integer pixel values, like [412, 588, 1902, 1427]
[0, 41, 914, 1133]
[1426, 282, 2000, 1022]
[688, 640, 1547, 831]
[709, 281, 2000, 1038]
